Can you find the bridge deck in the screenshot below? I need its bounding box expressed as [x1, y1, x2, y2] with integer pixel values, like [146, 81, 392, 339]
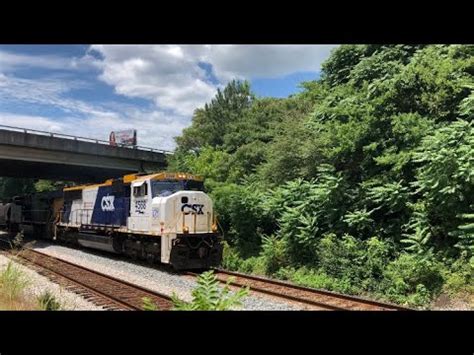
[0, 125, 170, 182]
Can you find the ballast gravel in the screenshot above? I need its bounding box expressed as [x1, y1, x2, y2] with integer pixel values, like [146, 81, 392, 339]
[29, 241, 299, 310]
[0, 254, 104, 310]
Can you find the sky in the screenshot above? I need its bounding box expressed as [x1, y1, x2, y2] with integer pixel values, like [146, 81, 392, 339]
[0, 45, 337, 151]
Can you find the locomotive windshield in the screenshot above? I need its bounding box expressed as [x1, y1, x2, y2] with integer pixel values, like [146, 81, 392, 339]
[183, 180, 205, 191]
[151, 180, 204, 198]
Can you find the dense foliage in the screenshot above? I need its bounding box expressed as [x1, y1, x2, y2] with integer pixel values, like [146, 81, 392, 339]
[169, 45, 474, 307]
[0, 178, 36, 201]
[0, 178, 67, 202]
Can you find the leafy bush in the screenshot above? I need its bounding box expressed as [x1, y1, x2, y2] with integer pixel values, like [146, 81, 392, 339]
[277, 266, 356, 294]
[343, 208, 374, 236]
[316, 234, 364, 281]
[221, 241, 245, 271]
[211, 183, 267, 255]
[264, 168, 351, 264]
[412, 119, 474, 253]
[272, 236, 393, 296]
[37, 290, 61, 311]
[359, 237, 393, 291]
[259, 235, 288, 275]
[221, 242, 268, 275]
[172, 271, 249, 310]
[380, 253, 444, 307]
[441, 253, 474, 295]
[454, 211, 474, 253]
[239, 256, 266, 275]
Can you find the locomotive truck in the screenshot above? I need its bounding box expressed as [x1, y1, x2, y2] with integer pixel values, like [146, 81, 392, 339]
[0, 172, 223, 270]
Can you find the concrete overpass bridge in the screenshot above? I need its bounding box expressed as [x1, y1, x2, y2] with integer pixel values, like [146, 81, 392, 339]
[0, 125, 170, 183]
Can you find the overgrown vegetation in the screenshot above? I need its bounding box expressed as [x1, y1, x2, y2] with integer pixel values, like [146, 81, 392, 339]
[37, 290, 62, 310]
[0, 239, 63, 310]
[0, 178, 67, 202]
[170, 45, 474, 308]
[0, 260, 34, 310]
[0, 261, 29, 301]
[0, 261, 64, 310]
[172, 271, 249, 310]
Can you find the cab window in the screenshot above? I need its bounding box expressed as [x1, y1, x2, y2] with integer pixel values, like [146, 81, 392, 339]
[184, 180, 205, 191]
[133, 182, 148, 197]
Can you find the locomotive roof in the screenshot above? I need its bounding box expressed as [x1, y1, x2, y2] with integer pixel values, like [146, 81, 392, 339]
[63, 172, 203, 191]
[133, 172, 203, 183]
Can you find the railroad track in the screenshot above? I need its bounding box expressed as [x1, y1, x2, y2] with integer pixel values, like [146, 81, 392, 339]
[1, 234, 409, 311]
[1, 244, 174, 310]
[188, 269, 410, 311]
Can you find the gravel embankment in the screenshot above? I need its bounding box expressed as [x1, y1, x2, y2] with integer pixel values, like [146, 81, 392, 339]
[29, 241, 299, 310]
[0, 254, 104, 310]
[431, 293, 473, 310]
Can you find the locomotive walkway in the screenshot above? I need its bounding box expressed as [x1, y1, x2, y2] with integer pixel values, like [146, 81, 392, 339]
[0, 125, 170, 182]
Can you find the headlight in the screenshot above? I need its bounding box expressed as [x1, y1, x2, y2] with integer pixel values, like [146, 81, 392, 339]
[183, 226, 189, 233]
[211, 223, 218, 233]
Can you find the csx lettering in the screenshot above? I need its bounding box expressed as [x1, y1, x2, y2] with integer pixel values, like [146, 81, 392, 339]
[181, 204, 204, 215]
[101, 196, 115, 211]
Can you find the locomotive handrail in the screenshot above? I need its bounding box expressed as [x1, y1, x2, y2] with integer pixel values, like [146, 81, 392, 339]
[59, 208, 152, 228]
[0, 124, 173, 155]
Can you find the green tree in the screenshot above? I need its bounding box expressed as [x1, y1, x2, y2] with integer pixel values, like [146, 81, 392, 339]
[168, 44, 474, 306]
[411, 120, 474, 252]
[176, 80, 253, 152]
[0, 178, 36, 201]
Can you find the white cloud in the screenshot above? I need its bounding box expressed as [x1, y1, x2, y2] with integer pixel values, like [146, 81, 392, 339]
[0, 74, 118, 119]
[203, 45, 337, 81]
[0, 49, 96, 73]
[88, 45, 337, 116]
[0, 45, 337, 151]
[0, 75, 184, 151]
[88, 45, 217, 116]
[0, 113, 68, 133]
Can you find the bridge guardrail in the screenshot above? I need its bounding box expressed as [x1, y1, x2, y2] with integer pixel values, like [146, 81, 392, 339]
[0, 124, 173, 155]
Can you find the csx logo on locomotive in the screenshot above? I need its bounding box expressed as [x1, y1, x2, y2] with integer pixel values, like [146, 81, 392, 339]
[101, 196, 115, 211]
[181, 203, 204, 215]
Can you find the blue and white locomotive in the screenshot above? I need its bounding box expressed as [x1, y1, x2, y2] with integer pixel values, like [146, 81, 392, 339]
[53, 172, 223, 269]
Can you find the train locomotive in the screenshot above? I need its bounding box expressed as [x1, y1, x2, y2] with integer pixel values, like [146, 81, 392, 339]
[0, 172, 223, 269]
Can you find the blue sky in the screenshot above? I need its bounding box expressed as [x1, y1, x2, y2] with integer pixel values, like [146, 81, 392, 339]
[0, 45, 335, 150]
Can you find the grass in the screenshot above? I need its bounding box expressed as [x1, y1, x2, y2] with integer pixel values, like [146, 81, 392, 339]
[0, 294, 37, 310]
[142, 297, 159, 311]
[0, 261, 64, 310]
[0, 261, 30, 301]
[0, 260, 35, 310]
[0, 238, 63, 310]
[37, 290, 62, 310]
[0, 231, 62, 310]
